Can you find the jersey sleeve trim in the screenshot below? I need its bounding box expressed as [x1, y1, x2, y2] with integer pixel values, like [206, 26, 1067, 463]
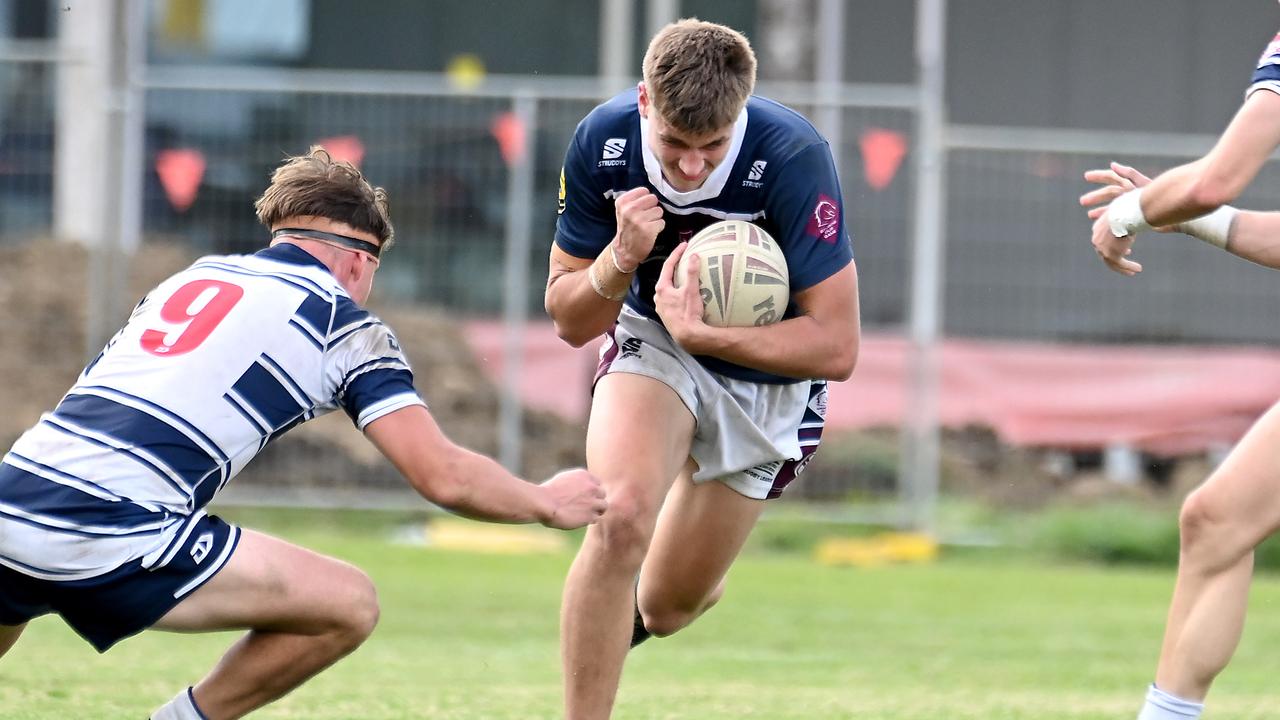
[356, 393, 426, 430]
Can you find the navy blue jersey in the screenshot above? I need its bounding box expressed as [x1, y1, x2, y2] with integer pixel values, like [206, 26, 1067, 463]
[555, 88, 854, 384]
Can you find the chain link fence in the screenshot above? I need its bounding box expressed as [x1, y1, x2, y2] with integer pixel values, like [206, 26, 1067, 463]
[5, 30, 1280, 514]
[0, 44, 55, 243]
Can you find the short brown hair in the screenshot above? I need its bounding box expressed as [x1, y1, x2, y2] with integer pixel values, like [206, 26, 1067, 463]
[255, 146, 395, 249]
[642, 19, 757, 136]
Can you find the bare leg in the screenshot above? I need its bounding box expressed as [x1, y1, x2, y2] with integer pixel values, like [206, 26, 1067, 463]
[153, 530, 380, 720]
[0, 623, 25, 660]
[561, 372, 694, 720]
[638, 473, 765, 637]
[1153, 401, 1280, 700]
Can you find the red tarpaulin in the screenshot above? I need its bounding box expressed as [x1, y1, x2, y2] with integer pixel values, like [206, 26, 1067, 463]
[462, 321, 1280, 455]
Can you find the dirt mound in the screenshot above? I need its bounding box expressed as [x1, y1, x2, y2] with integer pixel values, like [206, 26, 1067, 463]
[0, 238, 1099, 510]
[0, 239, 586, 493]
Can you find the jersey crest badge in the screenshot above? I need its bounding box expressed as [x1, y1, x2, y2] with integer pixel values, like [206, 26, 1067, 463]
[806, 194, 841, 243]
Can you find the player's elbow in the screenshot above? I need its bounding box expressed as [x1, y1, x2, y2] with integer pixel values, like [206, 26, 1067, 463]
[820, 336, 859, 382]
[551, 321, 595, 349]
[408, 449, 471, 509]
[544, 296, 593, 348]
[826, 347, 858, 382]
[420, 473, 470, 512]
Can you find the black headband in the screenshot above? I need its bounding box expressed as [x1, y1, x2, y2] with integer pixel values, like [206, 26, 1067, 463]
[272, 227, 382, 258]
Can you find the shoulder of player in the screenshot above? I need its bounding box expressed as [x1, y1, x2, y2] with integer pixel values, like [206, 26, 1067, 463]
[327, 295, 404, 354]
[566, 91, 640, 187]
[747, 96, 824, 143]
[744, 96, 829, 168]
[330, 294, 381, 334]
[573, 89, 638, 144]
[187, 251, 345, 301]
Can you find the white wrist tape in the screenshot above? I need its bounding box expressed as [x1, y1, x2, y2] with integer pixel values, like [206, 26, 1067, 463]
[1176, 205, 1238, 250]
[1108, 188, 1152, 238]
[588, 260, 627, 301]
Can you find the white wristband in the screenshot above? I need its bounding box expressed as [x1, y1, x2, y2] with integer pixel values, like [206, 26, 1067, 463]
[1176, 205, 1237, 250]
[609, 244, 637, 274]
[1108, 188, 1152, 238]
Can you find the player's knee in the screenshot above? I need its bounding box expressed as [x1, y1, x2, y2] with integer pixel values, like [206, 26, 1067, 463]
[328, 566, 380, 649]
[1178, 487, 1247, 569]
[349, 571, 381, 640]
[593, 488, 658, 561]
[640, 582, 724, 638]
[1180, 488, 1225, 547]
[640, 604, 698, 638]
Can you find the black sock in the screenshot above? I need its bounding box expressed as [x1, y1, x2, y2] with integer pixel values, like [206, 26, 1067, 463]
[630, 602, 652, 648]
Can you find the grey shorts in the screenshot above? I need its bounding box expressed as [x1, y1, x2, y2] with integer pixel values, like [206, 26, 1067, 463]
[595, 307, 827, 500]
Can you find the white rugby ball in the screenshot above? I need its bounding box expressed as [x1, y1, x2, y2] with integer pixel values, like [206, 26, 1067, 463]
[675, 220, 789, 327]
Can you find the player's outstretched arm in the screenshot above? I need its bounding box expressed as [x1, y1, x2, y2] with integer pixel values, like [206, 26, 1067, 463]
[654, 243, 860, 381]
[1089, 91, 1280, 275]
[364, 405, 607, 529]
[1082, 162, 1280, 271]
[1139, 90, 1280, 226]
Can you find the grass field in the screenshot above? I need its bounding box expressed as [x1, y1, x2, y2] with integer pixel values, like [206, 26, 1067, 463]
[2, 507, 1279, 719]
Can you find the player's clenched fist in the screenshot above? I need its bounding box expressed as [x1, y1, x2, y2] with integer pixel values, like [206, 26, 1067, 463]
[613, 187, 665, 270]
[539, 468, 608, 530]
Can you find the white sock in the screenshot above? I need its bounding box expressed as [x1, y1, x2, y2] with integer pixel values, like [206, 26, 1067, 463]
[1137, 683, 1204, 720]
[150, 687, 208, 720]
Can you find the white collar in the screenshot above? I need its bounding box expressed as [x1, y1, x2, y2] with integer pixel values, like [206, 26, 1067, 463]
[639, 105, 748, 207]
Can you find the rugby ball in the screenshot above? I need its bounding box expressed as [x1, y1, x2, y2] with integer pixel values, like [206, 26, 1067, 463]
[675, 220, 789, 327]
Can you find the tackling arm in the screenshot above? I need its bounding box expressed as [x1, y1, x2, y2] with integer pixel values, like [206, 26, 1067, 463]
[1216, 210, 1280, 269]
[1082, 163, 1280, 270]
[1135, 91, 1280, 227]
[364, 405, 606, 529]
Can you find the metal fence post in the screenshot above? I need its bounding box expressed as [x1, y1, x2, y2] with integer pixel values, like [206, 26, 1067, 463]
[901, 0, 947, 532]
[498, 93, 538, 475]
[815, 0, 845, 178]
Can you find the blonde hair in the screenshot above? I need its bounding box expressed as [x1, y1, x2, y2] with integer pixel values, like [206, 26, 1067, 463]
[642, 18, 757, 135]
[255, 146, 395, 249]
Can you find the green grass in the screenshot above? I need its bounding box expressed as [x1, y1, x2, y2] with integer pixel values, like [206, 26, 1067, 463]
[3, 507, 1280, 719]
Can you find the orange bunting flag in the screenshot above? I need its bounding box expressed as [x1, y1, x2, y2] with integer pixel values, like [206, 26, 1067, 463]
[859, 128, 907, 191]
[155, 148, 206, 213]
[491, 111, 527, 168]
[317, 135, 366, 167]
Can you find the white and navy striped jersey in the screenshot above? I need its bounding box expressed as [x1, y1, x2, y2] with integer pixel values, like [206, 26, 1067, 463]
[1249, 30, 1280, 98]
[0, 244, 424, 581]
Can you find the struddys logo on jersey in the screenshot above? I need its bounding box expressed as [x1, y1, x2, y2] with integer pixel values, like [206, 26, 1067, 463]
[599, 138, 628, 167]
[742, 159, 767, 188]
[1259, 32, 1280, 67]
[805, 194, 841, 243]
